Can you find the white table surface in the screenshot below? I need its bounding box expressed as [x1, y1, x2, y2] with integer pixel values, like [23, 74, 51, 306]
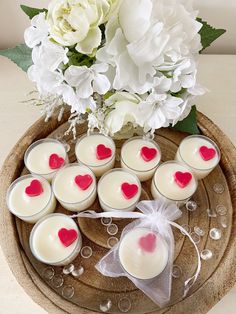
[0, 54, 236, 314]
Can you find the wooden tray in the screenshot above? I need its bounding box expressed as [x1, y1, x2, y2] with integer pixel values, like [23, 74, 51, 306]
[0, 111, 236, 314]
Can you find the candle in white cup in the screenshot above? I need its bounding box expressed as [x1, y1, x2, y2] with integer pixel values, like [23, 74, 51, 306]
[7, 175, 56, 223]
[24, 138, 68, 181]
[75, 134, 116, 177]
[119, 228, 168, 280]
[175, 135, 220, 179]
[121, 136, 161, 181]
[151, 161, 197, 206]
[98, 168, 141, 212]
[52, 163, 96, 212]
[30, 213, 82, 266]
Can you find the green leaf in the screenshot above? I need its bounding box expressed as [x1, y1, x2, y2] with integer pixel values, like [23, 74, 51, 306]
[172, 105, 200, 134]
[197, 18, 226, 52]
[20, 4, 47, 19]
[0, 44, 32, 72]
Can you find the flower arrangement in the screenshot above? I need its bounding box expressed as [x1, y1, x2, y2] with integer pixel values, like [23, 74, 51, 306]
[0, 0, 225, 138]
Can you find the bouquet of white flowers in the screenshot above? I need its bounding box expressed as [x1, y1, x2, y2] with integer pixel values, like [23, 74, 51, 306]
[1, 0, 225, 138]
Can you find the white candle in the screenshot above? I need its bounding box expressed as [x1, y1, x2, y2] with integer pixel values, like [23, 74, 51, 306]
[52, 163, 96, 212]
[30, 213, 82, 266]
[75, 134, 116, 177]
[24, 139, 68, 181]
[98, 168, 141, 212]
[121, 137, 161, 181]
[175, 135, 220, 179]
[151, 161, 197, 205]
[119, 228, 168, 280]
[7, 175, 56, 223]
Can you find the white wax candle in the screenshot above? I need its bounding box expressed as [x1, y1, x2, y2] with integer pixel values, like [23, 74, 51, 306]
[151, 161, 197, 205]
[75, 134, 116, 176]
[25, 139, 68, 181]
[52, 164, 96, 212]
[119, 228, 168, 280]
[30, 214, 82, 266]
[7, 175, 56, 223]
[98, 168, 141, 212]
[121, 137, 161, 181]
[176, 135, 220, 179]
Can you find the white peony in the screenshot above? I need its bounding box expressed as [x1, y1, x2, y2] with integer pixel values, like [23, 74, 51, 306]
[24, 12, 49, 48]
[47, 0, 118, 54]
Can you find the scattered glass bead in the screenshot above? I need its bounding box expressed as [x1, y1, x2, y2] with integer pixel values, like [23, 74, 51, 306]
[200, 249, 213, 260]
[219, 216, 228, 229]
[194, 226, 205, 237]
[207, 208, 217, 218]
[180, 224, 191, 235]
[72, 266, 84, 277]
[118, 297, 132, 313]
[190, 232, 200, 244]
[107, 223, 118, 236]
[216, 205, 227, 216]
[62, 285, 74, 299]
[172, 265, 182, 278]
[209, 228, 222, 240]
[51, 274, 64, 288]
[186, 200, 198, 211]
[63, 264, 74, 275]
[101, 217, 112, 226]
[81, 246, 93, 258]
[63, 143, 71, 152]
[107, 237, 119, 248]
[100, 299, 112, 312]
[42, 267, 55, 280]
[213, 183, 225, 194]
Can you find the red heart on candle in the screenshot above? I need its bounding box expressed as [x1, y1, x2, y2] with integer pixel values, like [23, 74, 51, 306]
[121, 182, 139, 199]
[174, 171, 192, 188]
[96, 144, 112, 160]
[58, 228, 78, 247]
[49, 153, 65, 169]
[74, 174, 93, 190]
[140, 146, 157, 162]
[25, 179, 43, 197]
[199, 146, 216, 161]
[139, 233, 157, 253]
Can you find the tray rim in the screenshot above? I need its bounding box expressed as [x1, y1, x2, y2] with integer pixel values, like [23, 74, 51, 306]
[0, 111, 236, 314]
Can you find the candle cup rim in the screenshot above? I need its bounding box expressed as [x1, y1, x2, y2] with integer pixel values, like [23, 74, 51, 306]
[153, 160, 198, 202]
[52, 163, 97, 205]
[98, 168, 142, 211]
[75, 133, 116, 168]
[178, 135, 221, 171]
[29, 213, 82, 265]
[24, 138, 68, 177]
[120, 136, 162, 173]
[6, 174, 54, 219]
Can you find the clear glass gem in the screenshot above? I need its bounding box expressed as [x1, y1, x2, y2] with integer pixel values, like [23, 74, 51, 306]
[207, 208, 217, 218]
[72, 266, 84, 277]
[190, 232, 200, 244]
[180, 224, 191, 235]
[101, 217, 112, 226]
[51, 274, 64, 288]
[172, 265, 182, 278]
[42, 267, 55, 280]
[63, 143, 70, 152]
[186, 200, 198, 211]
[62, 285, 74, 299]
[100, 299, 112, 312]
[200, 249, 213, 260]
[216, 205, 227, 216]
[209, 228, 222, 240]
[118, 297, 132, 313]
[107, 223, 118, 236]
[219, 215, 228, 228]
[81, 246, 93, 258]
[213, 183, 225, 194]
[63, 264, 74, 275]
[107, 237, 119, 248]
[194, 226, 205, 237]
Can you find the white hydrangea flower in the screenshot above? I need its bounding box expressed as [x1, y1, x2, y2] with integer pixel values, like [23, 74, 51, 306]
[24, 12, 49, 48]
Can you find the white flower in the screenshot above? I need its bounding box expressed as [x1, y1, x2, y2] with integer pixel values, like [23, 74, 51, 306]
[104, 92, 141, 135]
[64, 63, 110, 98]
[24, 13, 49, 48]
[47, 0, 118, 54]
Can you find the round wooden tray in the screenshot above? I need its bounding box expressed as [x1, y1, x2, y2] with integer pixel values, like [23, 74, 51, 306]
[0, 111, 236, 314]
